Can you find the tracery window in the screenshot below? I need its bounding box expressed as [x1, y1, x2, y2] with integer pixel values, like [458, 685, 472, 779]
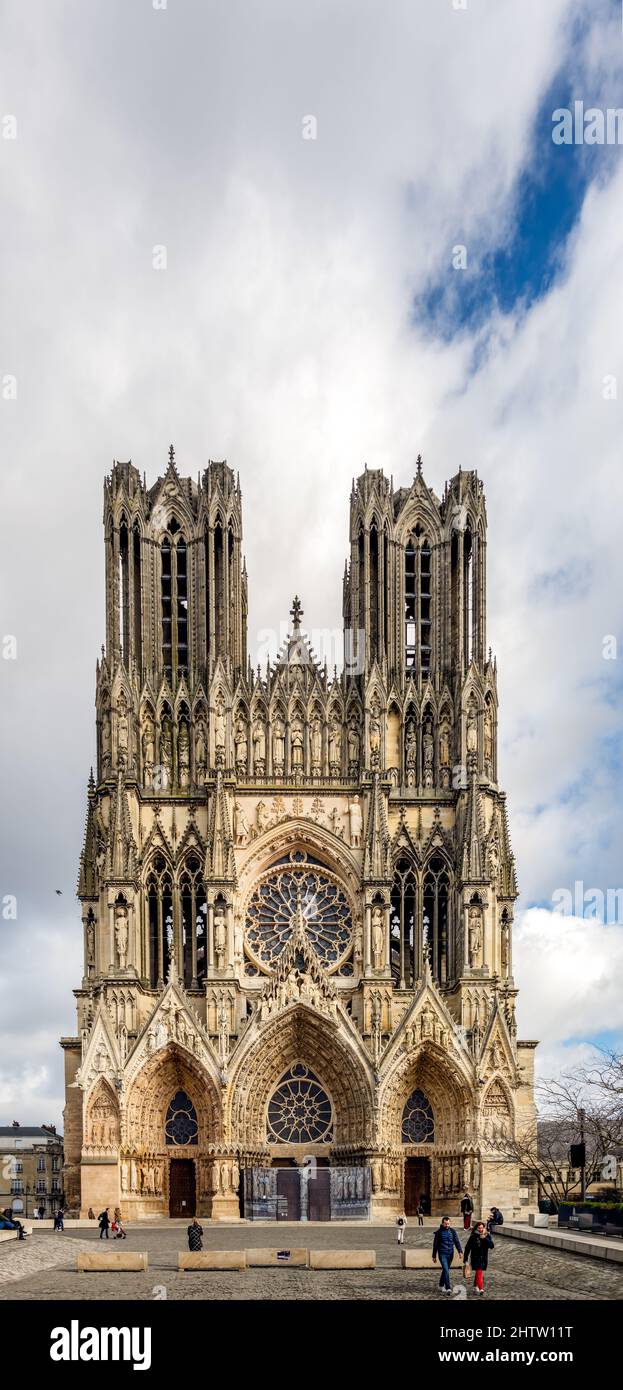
[423, 854, 451, 986]
[165, 1090, 198, 1146]
[267, 1064, 333, 1145]
[245, 853, 352, 971]
[180, 854, 208, 988]
[405, 527, 432, 676]
[390, 858, 418, 988]
[147, 854, 173, 988]
[401, 1088, 434, 1144]
[160, 517, 188, 683]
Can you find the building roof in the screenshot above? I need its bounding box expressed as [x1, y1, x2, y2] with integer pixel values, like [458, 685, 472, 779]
[0, 1128, 63, 1140]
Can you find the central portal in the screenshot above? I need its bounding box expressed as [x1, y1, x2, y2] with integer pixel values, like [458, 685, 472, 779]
[169, 1159, 196, 1218]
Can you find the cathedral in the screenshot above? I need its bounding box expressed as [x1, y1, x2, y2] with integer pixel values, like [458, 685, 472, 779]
[61, 449, 536, 1222]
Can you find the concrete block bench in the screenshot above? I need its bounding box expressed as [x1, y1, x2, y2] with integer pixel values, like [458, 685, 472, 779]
[179, 1251, 246, 1271]
[529, 1213, 550, 1228]
[77, 1250, 148, 1272]
[309, 1249, 375, 1270]
[246, 1248, 308, 1268]
[401, 1248, 436, 1268]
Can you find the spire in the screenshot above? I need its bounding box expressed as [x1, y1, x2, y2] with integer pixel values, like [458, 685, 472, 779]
[77, 773, 98, 900]
[461, 757, 484, 882]
[105, 766, 137, 881]
[290, 595, 303, 634]
[416, 453, 423, 478]
[363, 774, 392, 881]
[206, 771, 236, 882]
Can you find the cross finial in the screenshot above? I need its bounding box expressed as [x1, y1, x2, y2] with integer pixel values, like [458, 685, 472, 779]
[290, 595, 303, 632]
[168, 444, 175, 467]
[416, 453, 423, 477]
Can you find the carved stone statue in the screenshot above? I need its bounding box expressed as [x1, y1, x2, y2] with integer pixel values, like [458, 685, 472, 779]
[405, 717, 417, 769]
[272, 716, 285, 771]
[369, 700, 381, 767]
[310, 716, 322, 770]
[215, 699, 226, 761]
[348, 795, 362, 847]
[423, 720, 434, 787]
[214, 905, 227, 970]
[256, 800, 267, 835]
[142, 712, 155, 785]
[466, 703, 478, 755]
[329, 717, 342, 769]
[117, 696, 129, 764]
[177, 721, 190, 788]
[291, 718, 304, 769]
[233, 800, 249, 846]
[114, 902, 129, 970]
[101, 709, 112, 772]
[235, 714, 248, 772]
[484, 704, 493, 769]
[160, 715, 173, 785]
[194, 716, 207, 781]
[347, 716, 360, 770]
[468, 906, 483, 968]
[86, 916, 95, 966]
[439, 716, 451, 767]
[501, 917, 510, 973]
[371, 905, 384, 970]
[252, 716, 266, 771]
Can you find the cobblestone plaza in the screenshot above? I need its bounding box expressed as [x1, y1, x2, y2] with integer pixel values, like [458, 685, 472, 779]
[1, 1227, 621, 1302]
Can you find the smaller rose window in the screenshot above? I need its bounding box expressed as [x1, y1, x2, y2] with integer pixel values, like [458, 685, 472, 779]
[401, 1088, 434, 1144]
[165, 1089, 198, 1145]
[267, 1064, 333, 1144]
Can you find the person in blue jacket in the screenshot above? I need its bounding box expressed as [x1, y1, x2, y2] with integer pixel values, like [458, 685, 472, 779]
[432, 1215, 463, 1293]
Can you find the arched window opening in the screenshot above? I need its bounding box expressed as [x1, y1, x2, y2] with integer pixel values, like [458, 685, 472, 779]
[358, 527, 365, 638]
[180, 855, 207, 988]
[464, 527, 473, 666]
[160, 519, 189, 685]
[119, 521, 129, 665]
[402, 1088, 434, 1143]
[370, 523, 379, 662]
[404, 527, 432, 677]
[214, 521, 224, 655]
[165, 1090, 198, 1146]
[423, 855, 450, 986]
[133, 522, 142, 673]
[390, 859, 418, 988]
[147, 854, 173, 988]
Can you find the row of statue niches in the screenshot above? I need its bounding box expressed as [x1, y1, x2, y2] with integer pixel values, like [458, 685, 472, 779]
[100, 694, 494, 787]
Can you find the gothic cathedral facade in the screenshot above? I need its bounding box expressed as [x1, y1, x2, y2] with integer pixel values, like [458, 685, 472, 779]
[61, 450, 536, 1221]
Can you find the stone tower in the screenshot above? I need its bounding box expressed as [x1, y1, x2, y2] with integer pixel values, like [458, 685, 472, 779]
[61, 448, 536, 1221]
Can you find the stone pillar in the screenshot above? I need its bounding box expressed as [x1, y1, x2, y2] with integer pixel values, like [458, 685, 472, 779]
[364, 903, 372, 974]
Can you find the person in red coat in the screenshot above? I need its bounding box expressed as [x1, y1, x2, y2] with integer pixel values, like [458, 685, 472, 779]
[463, 1220, 494, 1294]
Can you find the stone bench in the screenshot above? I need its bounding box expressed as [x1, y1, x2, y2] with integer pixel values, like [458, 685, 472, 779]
[179, 1251, 246, 1271]
[77, 1250, 148, 1272]
[246, 1248, 308, 1268]
[401, 1248, 436, 1268]
[529, 1213, 550, 1228]
[309, 1249, 375, 1270]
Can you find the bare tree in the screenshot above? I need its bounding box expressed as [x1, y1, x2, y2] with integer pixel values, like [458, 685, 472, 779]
[488, 1051, 623, 1206]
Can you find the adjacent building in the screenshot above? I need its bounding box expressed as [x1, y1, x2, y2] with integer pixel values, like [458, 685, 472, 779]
[0, 1123, 63, 1218]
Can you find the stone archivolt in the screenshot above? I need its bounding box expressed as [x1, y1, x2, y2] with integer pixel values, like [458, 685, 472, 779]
[62, 452, 536, 1220]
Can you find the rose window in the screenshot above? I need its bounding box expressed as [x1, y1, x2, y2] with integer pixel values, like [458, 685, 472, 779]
[245, 856, 352, 970]
[401, 1088, 434, 1144]
[267, 1064, 333, 1144]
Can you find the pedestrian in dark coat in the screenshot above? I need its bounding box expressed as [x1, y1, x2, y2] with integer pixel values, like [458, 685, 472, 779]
[463, 1221, 494, 1294]
[432, 1216, 463, 1292]
[460, 1192, 474, 1230]
[98, 1207, 110, 1239]
[187, 1219, 203, 1252]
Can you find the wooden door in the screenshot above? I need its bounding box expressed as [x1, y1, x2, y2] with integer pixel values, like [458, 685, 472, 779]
[169, 1159, 196, 1218]
[276, 1167, 301, 1221]
[308, 1166, 331, 1222]
[405, 1158, 430, 1215]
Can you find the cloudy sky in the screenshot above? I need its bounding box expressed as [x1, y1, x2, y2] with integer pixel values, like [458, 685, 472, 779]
[0, 0, 622, 1128]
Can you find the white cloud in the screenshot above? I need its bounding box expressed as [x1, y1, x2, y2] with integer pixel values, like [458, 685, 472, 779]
[514, 908, 623, 1053]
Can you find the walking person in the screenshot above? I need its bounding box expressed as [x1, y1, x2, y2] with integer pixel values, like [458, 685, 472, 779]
[463, 1220, 494, 1295]
[98, 1207, 110, 1239]
[432, 1216, 462, 1294]
[187, 1218, 203, 1252]
[460, 1191, 473, 1231]
[416, 1201, 424, 1227]
[54, 1208, 64, 1232]
[396, 1213, 407, 1244]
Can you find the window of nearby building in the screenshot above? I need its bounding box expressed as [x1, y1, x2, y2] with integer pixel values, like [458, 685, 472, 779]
[36, 1180, 47, 1194]
[51, 1157, 59, 1172]
[10, 1181, 23, 1195]
[37, 1157, 45, 1172]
